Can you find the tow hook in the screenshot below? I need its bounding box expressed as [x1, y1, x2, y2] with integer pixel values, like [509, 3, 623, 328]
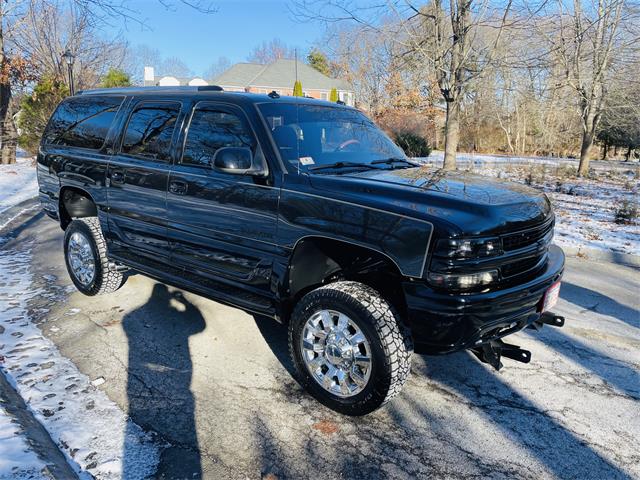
[472, 339, 532, 371]
[527, 311, 565, 331]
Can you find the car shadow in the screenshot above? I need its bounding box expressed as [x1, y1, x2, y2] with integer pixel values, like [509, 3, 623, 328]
[560, 281, 639, 329]
[523, 326, 640, 399]
[252, 314, 298, 378]
[121, 283, 205, 479]
[253, 314, 633, 478]
[407, 352, 633, 479]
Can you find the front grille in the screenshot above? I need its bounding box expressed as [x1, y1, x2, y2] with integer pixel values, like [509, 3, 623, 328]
[501, 255, 545, 278]
[502, 220, 554, 251]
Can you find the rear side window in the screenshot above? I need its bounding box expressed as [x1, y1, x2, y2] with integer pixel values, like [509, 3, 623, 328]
[182, 106, 255, 167]
[121, 102, 181, 161]
[44, 96, 123, 150]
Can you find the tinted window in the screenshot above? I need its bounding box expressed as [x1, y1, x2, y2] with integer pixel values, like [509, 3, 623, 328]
[121, 102, 180, 161]
[182, 106, 254, 167]
[44, 96, 123, 150]
[258, 103, 405, 171]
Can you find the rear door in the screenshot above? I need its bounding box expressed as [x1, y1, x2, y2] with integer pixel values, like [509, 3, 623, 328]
[106, 99, 183, 261]
[166, 102, 279, 307]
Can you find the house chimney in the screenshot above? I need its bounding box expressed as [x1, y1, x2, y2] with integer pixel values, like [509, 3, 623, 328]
[143, 66, 155, 86]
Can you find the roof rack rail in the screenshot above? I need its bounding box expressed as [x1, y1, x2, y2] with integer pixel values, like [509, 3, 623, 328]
[78, 85, 224, 95]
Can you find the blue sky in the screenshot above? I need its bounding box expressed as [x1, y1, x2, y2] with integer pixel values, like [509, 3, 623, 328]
[109, 0, 326, 77]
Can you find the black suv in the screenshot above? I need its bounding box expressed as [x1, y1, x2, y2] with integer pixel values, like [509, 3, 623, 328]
[37, 86, 565, 415]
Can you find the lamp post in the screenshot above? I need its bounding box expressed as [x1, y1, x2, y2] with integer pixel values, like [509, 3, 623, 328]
[62, 49, 76, 96]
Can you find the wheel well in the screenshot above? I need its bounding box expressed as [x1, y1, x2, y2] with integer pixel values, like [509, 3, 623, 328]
[59, 187, 97, 230]
[285, 237, 408, 321]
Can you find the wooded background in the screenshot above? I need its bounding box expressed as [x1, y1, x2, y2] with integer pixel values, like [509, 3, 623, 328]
[1, 0, 639, 176]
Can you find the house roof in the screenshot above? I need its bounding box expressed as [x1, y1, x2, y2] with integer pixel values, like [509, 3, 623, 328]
[212, 59, 351, 91]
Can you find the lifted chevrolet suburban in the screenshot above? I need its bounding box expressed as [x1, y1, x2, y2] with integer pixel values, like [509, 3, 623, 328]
[37, 86, 565, 415]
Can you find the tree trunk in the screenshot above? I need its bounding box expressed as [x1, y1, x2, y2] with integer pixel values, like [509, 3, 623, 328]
[443, 101, 459, 170]
[0, 10, 15, 166]
[602, 141, 608, 160]
[0, 83, 14, 165]
[626, 145, 632, 161]
[578, 106, 598, 177]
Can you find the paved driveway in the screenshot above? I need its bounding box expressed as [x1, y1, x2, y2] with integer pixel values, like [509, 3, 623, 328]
[3, 212, 639, 479]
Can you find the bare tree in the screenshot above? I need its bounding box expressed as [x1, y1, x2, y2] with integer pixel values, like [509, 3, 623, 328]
[159, 56, 192, 77]
[12, 0, 129, 90]
[293, 1, 517, 169]
[537, 0, 638, 175]
[123, 44, 162, 85]
[1, 0, 33, 164]
[247, 38, 297, 64]
[204, 56, 231, 80]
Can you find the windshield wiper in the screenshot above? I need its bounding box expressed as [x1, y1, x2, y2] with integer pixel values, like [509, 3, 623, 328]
[309, 161, 381, 172]
[371, 157, 419, 168]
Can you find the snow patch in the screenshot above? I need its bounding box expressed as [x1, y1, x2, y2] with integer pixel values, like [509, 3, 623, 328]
[0, 150, 38, 215]
[417, 152, 640, 256]
[0, 403, 47, 479]
[0, 246, 160, 479]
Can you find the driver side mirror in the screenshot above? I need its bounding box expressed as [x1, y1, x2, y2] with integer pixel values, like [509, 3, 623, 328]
[212, 147, 267, 176]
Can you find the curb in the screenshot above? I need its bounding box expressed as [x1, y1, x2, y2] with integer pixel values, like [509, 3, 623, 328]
[560, 244, 640, 268]
[0, 197, 39, 233]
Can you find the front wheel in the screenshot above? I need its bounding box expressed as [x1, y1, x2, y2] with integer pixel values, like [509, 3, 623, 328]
[64, 217, 126, 296]
[289, 281, 413, 415]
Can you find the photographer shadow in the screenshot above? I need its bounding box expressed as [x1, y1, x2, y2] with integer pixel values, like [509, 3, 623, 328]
[122, 283, 205, 479]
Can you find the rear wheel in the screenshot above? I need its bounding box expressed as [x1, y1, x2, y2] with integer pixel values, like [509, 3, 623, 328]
[64, 217, 126, 296]
[289, 281, 413, 415]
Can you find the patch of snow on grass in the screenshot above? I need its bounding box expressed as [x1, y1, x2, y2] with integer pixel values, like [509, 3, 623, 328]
[0, 149, 38, 215]
[0, 403, 47, 479]
[418, 153, 640, 256]
[0, 245, 160, 479]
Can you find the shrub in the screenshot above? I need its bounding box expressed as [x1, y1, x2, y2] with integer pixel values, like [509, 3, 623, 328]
[100, 68, 131, 88]
[329, 87, 338, 102]
[393, 131, 432, 158]
[614, 199, 638, 225]
[18, 77, 69, 155]
[293, 80, 303, 97]
[524, 164, 546, 186]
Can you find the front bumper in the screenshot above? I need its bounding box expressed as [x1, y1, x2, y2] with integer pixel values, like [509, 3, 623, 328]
[403, 244, 565, 353]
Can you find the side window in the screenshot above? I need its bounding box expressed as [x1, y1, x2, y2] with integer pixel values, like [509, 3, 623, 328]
[182, 106, 255, 168]
[121, 102, 180, 161]
[44, 96, 123, 150]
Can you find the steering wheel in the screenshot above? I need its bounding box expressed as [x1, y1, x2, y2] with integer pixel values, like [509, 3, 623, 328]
[334, 139, 361, 152]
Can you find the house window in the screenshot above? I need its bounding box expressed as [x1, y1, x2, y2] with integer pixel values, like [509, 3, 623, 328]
[320, 92, 328, 100]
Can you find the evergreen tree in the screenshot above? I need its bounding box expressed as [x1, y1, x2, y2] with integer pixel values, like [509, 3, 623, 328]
[100, 68, 131, 88]
[307, 49, 331, 76]
[293, 80, 303, 97]
[17, 77, 69, 155]
[329, 88, 338, 102]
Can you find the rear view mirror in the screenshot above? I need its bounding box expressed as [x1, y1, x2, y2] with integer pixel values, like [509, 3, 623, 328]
[212, 147, 266, 176]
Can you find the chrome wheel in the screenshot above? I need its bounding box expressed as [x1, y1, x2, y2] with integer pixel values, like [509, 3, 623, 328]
[300, 309, 372, 397]
[67, 232, 95, 286]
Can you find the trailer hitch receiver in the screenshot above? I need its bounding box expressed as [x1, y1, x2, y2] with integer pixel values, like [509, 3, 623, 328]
[472, 339, 531, 371]
[528, 311, 565, 331]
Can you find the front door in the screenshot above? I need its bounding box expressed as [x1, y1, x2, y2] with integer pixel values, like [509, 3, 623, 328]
[106, 100, 183, 261]
[166, 102, 279, 309]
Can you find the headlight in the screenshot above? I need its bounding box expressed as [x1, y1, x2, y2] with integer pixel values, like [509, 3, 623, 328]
[428, 270, 499, 290]
[435, 237, 501, 258]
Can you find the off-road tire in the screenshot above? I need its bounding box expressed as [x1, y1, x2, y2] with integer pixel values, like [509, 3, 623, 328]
[64, 217, 126, 296]
[289, 281, 413, 415]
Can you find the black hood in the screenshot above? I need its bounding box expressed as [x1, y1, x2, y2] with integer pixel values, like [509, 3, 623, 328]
[308, 166, 552, 236]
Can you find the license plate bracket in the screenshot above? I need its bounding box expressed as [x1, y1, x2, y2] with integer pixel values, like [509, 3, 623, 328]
[540, 281, 561, 312]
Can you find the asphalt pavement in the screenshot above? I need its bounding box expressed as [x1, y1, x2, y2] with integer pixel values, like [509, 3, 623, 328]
[2, 211, 639, 479]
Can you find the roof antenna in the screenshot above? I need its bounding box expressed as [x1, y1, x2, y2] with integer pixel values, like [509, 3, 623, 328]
[295, 48, 298, 84]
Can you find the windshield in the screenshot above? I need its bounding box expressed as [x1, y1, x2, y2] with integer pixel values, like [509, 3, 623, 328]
[258, 103, 407, 172]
